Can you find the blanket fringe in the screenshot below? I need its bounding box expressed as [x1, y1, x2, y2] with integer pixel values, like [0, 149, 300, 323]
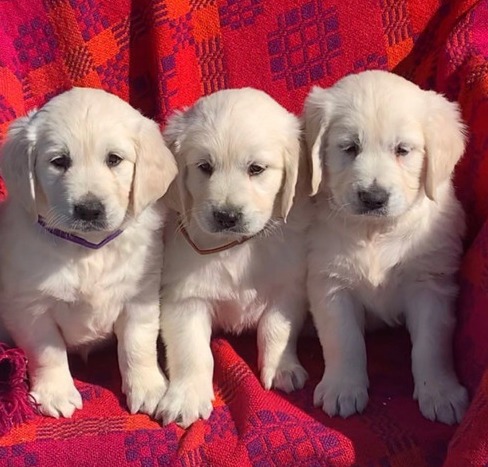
[0, 344, 36, 435]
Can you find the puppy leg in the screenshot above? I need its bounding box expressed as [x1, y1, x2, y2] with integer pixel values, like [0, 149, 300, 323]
[258, 294, 308, 393]
[405, 285, 468, 425]
[156, 298, 214, 428]
[309, 281, 369, 418]
[5, 308, 81, 418]
[115, 288, 167, 418]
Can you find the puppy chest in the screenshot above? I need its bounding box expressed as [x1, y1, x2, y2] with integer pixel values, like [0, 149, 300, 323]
[41, 252, 144, 303]
[51, 300, 122, 348]
[325, 243, 407, 316]
[213, 290, 266, 333]
[328, 236, 404, 286]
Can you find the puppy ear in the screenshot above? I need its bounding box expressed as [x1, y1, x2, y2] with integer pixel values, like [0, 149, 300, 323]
[0, 112, 38, 219]
[424, 92, 466, 201]
[163, 110, 193, 222]
[303, 87, 331, 196]
[281, 133, 300, 221]
[162, 109, 186, 155]
[160, 164, 192, 220]
[131, 118, 178, 217]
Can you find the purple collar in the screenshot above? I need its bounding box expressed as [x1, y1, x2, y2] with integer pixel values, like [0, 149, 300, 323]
[37, 217, 123, 250]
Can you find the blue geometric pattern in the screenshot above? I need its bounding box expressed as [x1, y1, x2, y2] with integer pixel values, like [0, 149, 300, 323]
[268, 2, 342, 89]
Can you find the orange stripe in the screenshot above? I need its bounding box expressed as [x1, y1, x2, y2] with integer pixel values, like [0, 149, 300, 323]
[165, 0, 190, 18]
[124, 414, 161, 431]
[86, 29, 119, 67]
[387, 38, 414, 69]
[28, 62, 67, 99]
[0, 421, 39, 446]
[192, 5, 221, 42]
[0, 68, 25, 116]
[73, 69, 102, 88]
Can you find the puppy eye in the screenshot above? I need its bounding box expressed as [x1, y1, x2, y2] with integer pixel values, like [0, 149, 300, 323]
[197, 161, 213, 176]
[342, 142, 360, 157]
[50, 154, 71, 171]
[395, 145, 410, 157]
[248, 164, 266, 176]
[106, 153, 123, 168]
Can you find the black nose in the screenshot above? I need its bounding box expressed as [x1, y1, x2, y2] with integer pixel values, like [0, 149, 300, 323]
[73, 199, 105, 221]
[358, 186, 389, 211]
[213, 209, 242, 230]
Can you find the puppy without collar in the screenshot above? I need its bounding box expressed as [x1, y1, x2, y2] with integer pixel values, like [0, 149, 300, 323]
[0, 88, 177, 418]
[304, 70, 468, 425]
[157, 88, 312, 428]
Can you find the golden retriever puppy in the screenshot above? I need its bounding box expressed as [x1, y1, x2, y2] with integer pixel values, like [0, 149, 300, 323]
[0, 88, 177, 418]
[304, 70, 468, 425]
[156, 88, 311, 427]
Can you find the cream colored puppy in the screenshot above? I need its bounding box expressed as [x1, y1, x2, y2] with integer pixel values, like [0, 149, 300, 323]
[0, 88, 177, 418]
[157, 88, 311, 428]
[304, 70, 468, 425]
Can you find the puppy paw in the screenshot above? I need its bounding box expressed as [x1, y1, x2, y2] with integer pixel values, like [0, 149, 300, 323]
[415, 379, 469, 425]
[31, 379, 82, 418]
[155, 379, 214, 428]
[261, 356, 308, 393]
[313, 372, 369, 418]
[122, 368, 168, 417]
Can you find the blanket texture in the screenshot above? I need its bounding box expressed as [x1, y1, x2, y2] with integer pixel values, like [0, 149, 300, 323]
[0, 0, 487, 465]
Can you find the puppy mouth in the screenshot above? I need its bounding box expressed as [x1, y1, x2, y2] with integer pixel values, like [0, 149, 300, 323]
[328, 197, 390, 218]
[355, 207, 389, 217]
[69, 219, 109, 233]
[205, 221, 250, 236]
[211, 226, 248, 235]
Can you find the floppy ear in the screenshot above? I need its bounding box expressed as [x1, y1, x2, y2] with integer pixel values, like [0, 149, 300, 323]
[162, 110, 193, 222]
[280, 132, 300, 221]
[131, 118, 178, 217]
[424, 92, 466, 201]
[0, 112, 38, 219]
[303, 86, 331, 196]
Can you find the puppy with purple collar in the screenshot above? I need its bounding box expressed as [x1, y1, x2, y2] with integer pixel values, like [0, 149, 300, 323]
[0, 88, 177, 418]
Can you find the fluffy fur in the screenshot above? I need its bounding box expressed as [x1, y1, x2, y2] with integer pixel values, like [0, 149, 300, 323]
[304, 70, 469, 425]
[0, 87, 177, 418]
[156, 88, 311, 428]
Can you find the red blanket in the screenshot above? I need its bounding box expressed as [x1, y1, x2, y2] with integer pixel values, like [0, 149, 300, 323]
[0, 0, 487, 465]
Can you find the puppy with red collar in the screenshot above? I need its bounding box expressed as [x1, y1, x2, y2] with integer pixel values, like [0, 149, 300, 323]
[157, 88, 312, 427]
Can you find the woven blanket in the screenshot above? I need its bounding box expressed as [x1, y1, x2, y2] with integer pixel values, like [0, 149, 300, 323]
[0, 0, 487, 465]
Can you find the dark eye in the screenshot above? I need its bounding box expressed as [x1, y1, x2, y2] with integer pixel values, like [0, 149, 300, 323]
[342, 142, 360, 157]
[197, 161, 213, 175]
[106, 153, 123, 168]
[248, 164, 266, 176]
[395, 145, 410, 157]
[50, 154, 71, 171]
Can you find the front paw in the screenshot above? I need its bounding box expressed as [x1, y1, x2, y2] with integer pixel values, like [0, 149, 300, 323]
[31, 378, 82, 418]
[415, 378, 469, 425]
[122, 368, 168, 417]
[155, 378, 214, 428]
[313, 371, 369, 418]
[261, 355, 308, 393]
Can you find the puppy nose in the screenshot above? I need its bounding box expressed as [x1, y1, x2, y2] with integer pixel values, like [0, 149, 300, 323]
[358, 186, 389, 210]
[213, 209, 242, 230]
[73, 199, 105, 221]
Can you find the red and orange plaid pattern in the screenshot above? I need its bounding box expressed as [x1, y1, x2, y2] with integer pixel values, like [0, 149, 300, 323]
[0, 0, 487, 465]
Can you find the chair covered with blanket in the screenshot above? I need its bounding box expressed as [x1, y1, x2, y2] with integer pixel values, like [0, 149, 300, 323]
[0, 0, 487, 465]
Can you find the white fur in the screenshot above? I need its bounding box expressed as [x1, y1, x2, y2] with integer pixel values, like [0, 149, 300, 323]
[156, 88, 311, 428]
[304, 70, 469, 425]
[0, 88, 177, 418]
